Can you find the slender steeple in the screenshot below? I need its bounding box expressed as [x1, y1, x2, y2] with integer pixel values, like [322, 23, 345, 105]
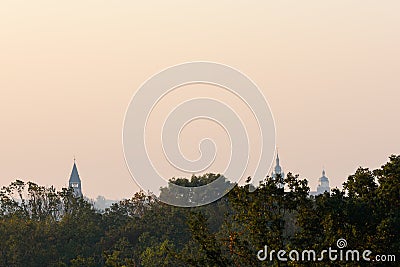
[274, 152, 282, 174]
[69, 159, 83, 197]
[272, 150, 284, 188]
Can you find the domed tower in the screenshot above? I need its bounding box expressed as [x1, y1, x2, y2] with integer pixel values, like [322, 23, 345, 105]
[69, 159, 83, 197]
[316, 169, 330, 194]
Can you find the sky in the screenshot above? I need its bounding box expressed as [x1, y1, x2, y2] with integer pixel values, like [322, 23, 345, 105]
[1, 1, 399, 200]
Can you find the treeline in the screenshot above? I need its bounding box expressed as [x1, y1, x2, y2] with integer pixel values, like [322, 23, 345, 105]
[0, 156, 399, 266]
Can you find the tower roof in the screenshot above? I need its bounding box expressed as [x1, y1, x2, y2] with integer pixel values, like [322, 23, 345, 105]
[274, 151, 282, 173]
[319, 169, 329, 182]
[69, 162, 81, 183]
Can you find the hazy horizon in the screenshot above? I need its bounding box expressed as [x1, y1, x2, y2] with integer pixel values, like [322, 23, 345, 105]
[1, 1, 399, 199]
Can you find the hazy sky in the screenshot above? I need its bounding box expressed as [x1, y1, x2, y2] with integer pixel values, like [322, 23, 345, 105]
[1, 1, 399, 199]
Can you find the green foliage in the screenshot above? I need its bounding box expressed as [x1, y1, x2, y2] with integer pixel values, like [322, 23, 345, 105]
[140, 239, 181, 267]
[0, 156, 398, 266]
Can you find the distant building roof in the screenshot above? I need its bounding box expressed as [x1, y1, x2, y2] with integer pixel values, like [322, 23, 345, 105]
[319, 170, 329, 182]
[319, 176, 329, 182]
[69, 162, 81, 183]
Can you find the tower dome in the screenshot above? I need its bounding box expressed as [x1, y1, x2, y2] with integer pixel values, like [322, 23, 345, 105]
[317, 169, 330, 194]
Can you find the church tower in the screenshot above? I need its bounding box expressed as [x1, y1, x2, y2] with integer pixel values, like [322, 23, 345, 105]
[271, 152, 285, 188]
[316, 169, 330, 194]
[69, 160, 83, 197]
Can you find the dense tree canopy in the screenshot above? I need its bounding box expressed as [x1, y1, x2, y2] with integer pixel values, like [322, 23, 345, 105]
[0, 156, 398, 266]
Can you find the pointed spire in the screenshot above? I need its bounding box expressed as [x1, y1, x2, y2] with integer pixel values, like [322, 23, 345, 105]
[276, 149, 280, 165]
[274, 150, 282, 174]
[69, 160, 81, 183]
[69, 158, 83, 197]
[322, 169, 326, 177]
[272, 149, 284, 188]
